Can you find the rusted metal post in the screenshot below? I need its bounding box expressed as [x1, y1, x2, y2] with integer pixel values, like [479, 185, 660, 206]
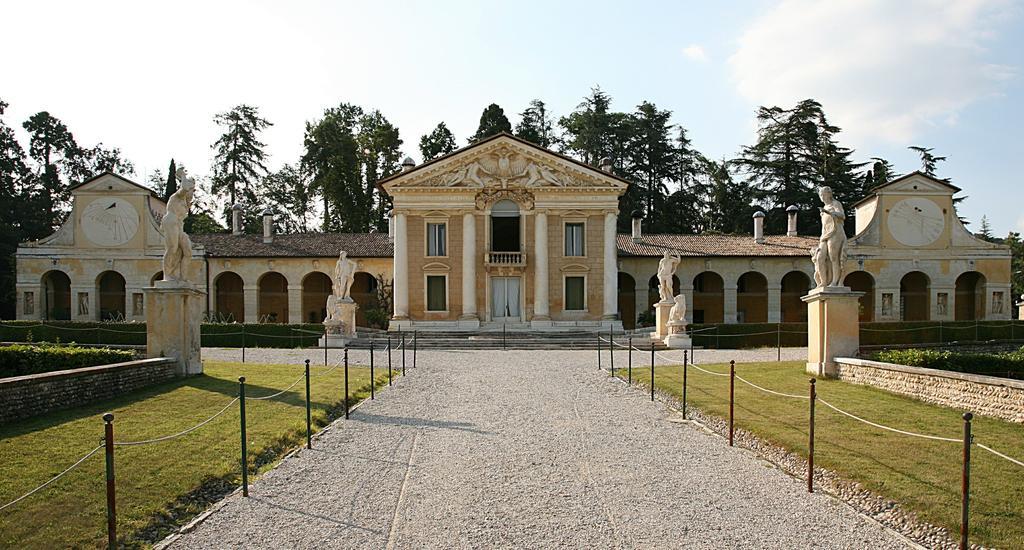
[728, 360, 735, 446]
[627, 337, 632, 384]
[401, 331, 406, 376]
[413, 330, 418, 368]
[650, 341, 655, 401]
[388, 336, 393, 385]
[597, 332, 602, 371]
[777, 324, 781, 362]
[609, 327, 615, 374]
[239, 377, 248, 497]
[344, 346, 350, 419]
[961, 412, 973, 550]
[682, 350, 688, 420]
[305, 360, 312, 449]
[103, 412, 116, 549]
[370, 340, 375, 399]
[808, 378, 816, 493]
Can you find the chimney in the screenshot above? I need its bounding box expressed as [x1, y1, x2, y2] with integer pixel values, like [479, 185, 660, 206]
[753, 211, 765, 244]
[401, 157, 416, 172]
[599, 156, 613, 173]
[631, 210, 643, 242]
[786, 205, 799, 236]
[387, 209, 395, 242]
[262, 208, 274, 243]
[231, 203, 244, 235]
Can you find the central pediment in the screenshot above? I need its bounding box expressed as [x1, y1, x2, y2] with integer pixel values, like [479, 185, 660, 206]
[381, 133, 629, 192]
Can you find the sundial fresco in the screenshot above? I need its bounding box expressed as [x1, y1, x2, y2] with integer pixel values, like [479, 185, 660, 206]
[886, 197, 945, 247]
[81, 197, 140, 246]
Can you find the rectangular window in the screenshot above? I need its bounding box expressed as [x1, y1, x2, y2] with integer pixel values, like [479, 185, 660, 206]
[564, 223, 584, 256]
[565, 276, 585, 311]
[427, 223, 446, 256]
[427, 275, 447, 311]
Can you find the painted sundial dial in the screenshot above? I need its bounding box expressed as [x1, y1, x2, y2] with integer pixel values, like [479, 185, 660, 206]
[887, 197, 945, 247]
[81, 197, 140, 246]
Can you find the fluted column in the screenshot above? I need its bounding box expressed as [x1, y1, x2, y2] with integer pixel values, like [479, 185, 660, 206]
[392, 212, 409, 320]
[602, 212, 618, 320]
[533, 211, 550, 320]
[461, 212, 477, 320]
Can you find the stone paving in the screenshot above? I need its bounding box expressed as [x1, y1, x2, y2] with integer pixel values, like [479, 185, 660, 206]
[172, 350, 908, 549]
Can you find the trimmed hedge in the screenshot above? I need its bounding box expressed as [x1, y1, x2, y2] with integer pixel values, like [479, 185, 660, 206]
[0, 344, 136, 378]
[875, 347, 1024, 381]
[0, 321, 326, 349]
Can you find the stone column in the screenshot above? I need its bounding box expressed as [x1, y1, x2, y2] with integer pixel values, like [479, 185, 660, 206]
[392, 212, 409, 321]
[767, 285, 782, 323]
[287, 284, 302, 324]
[533, 211, 550, 323]
[724, 283, 738, 324]
[243, 287, 259, 323]
[602, 212, 617, 321]
[461, 212, 479, 326]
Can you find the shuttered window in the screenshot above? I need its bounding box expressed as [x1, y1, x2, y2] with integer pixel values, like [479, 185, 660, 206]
[565, 276, 585, 311]
[427, 275, 447, 311]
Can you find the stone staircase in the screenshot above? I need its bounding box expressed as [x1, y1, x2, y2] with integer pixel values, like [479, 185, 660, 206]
[340, 329, 668, 351]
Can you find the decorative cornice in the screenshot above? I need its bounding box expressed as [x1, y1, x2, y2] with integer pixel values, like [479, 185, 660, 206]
[475, 188, 535, 211]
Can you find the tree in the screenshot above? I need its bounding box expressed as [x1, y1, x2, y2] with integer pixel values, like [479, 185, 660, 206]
[624, 101, 678, 231]
[471, 103, 511, 142]
[978, 216, 995, 242]
[559, 87, 629, 166]
[1005, 232, 1024, 317]
[183, 176, 225, 234]
[211, 105, 272, 223]
[147, 168, 166, 197]
[515, 99, 555, 148]
[302, 104, 362, 232]
[908, 146, 947, 178]
[85, 144, 134, 176]
[164, 159, 177, 201]
[702, 159, 756, 234]
[419, 122, 457, 161]
[357, 110, 403, 231]
[263, 164, 314, 233]
[0, 100, 38, 318]
[22, 111, 81, 230]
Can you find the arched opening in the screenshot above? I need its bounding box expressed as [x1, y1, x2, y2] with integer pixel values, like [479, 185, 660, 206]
[955, 271, 987, 320]
[618, 272, 637, 329]
[900, 271, 930, 321]
[97, 271, 126, 321]
[736, 272, 768, 323]
[302, 272, 333, 324]
[258, 272, 289, 323]
[843, 271, 875, 322]
[781, 271, 811, 322]
[490, 200, 521, 252]
[647, 274, 680, 316]
[352, 272, 380, 327]
[151, 271, 163, 285]
[693, 272, 724, 324]
[214, 272, 244, 323]
[41, 270, 71, 320]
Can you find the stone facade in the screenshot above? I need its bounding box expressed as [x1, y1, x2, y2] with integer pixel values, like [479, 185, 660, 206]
[0, 358, 178, 422]
[835, 357, 1024, 423]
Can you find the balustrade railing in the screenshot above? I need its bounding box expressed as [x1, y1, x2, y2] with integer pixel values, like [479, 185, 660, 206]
[485, 252, 527, 266]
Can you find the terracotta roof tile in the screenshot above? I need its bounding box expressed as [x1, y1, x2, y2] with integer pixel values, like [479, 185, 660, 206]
[617, 234, 817, 257]
[193, 232, 393, 258]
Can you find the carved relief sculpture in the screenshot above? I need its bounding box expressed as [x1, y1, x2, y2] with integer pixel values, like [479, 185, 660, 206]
[657, 252, 681, 302]
[161, 167, 196, 283]
[417, 145, 601, 188]
[813, 186, 847, 287]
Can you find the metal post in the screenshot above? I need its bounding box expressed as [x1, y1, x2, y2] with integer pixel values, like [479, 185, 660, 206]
[627, 337, 632, 384]
[728, 360, 735, 446]
[609, 327, 615, 374]
[370, 340, 375, 400]
[650, 342, 655, 402]
[413, 330, 418, 368]
[961, 412, 973, 550]
[241, 324, 246, 363]
[344, 346, 350, 420]
[940, 320, 944, 344]
[239, 377, 248, 497]
[503, 322, 507, 351]
[777, 323, 781, 362]
[305, 360, 312, 449]
[103, 412, 116, 549]
[682, 350, 688, 419]
[388, 336, 393, 385]
[401, 331, 406, 376]
[324, 326, 328, 366]
[597, 332, 602, 371]
[690, 336, 694, 364]
[808, 378, 816, 493]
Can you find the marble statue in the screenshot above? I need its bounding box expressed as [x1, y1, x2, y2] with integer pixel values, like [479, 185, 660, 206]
[161, 167, 195, 283]
[333, 250, 358, 301]
[669, 294, 687, 323]
[323, 250, 359, 338]
[814, 186, 847, 287]
[657, 252, 681, 302]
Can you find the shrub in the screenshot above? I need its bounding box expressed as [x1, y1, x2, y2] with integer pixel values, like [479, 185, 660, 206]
[875, 347, 1024, 380]
[0, 344, 136, 378]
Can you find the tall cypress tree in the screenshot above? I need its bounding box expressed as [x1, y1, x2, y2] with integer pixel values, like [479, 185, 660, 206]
[164, 159, 177, 202]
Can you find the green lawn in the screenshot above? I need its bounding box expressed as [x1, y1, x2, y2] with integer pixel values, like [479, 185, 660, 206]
[0, 360, 398, 549]
[618, 361, 1024, 549]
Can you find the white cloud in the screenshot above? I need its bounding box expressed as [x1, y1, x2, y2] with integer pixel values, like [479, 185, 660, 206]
[729, 0, 1016, 146]
[682, 44, 708, 62]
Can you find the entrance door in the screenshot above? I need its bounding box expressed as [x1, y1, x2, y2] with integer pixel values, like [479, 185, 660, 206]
[492, 277, 521, 322]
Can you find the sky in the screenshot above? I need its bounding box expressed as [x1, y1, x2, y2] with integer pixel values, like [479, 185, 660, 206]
[2, 0, 1022, 234]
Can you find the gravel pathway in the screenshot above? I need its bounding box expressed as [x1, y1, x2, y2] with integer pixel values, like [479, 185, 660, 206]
[172, 350, 907, 549]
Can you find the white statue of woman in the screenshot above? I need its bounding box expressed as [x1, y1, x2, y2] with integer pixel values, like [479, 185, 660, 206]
[333, 250, 358, 301]
[657, 252, 681, 302]
[816, 186, 847, 287]
[669, 294, 687, 323]
[161, 167, 195, 283]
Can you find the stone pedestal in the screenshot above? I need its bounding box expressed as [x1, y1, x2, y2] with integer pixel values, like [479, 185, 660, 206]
[319, 299, 358, 348]
[802, 286, 863, 378]
[664, 320, 691, 349]
[651, 301, 673, 339]
[145, 282, 205, 376]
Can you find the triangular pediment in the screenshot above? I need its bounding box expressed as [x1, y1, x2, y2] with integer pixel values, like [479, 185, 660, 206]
[381, 134, 629, 192]
[873, 172, 961, 196]
[71, 172, 162, 200]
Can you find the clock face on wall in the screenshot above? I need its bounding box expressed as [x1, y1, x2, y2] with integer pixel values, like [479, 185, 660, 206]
[81, 197, 140, 246]
[887, 197, 945, 247]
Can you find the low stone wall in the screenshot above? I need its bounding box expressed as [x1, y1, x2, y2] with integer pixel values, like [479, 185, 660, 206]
[0, 358, 178, 423]
[835, 357, 1024, 423]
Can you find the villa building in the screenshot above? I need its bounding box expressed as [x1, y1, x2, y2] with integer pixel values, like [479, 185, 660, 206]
[14, 134, 1013, 329]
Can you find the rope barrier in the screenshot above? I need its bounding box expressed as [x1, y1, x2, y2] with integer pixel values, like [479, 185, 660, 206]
[249, 373, 306, 401]
[977, 443, 1024, 468]
[734, 374, 809, 399]
[113, 398, 239, 446]
[817, 397, 960, 442]
[0, 444, 103, 512]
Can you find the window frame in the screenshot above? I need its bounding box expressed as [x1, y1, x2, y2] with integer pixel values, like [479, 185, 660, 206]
[562, 219, 586, 257]
[425, 220, 448, 258]
[424, 274, 449, 313]
[563, 274, 588, 312]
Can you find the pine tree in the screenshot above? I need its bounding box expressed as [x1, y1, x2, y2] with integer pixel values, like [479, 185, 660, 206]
[22, 111, 81, 230]
[419, 122, 457, 161]
[471, 104, 512, 142]
[0, 100, 37, 317]
[263, 164, 313, 233]
[908, 146, 947, 178]
[302, 104, 362, 232]
[558, 87, 629, 166]
[164, 159, 177, 201]
[211, 105, 272, 224]
[358, 110, 403, 231]
[85, 144, 134, 176]
[978, 216, 995, 242]
[624, 101, 678, 231]
[515, 99, 555, 147]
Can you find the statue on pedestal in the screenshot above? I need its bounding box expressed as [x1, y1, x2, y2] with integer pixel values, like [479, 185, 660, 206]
[814, 186, 847, 287]
[161, 168, 195, 284]
[657, 252, 681, 302]
[668, 294, 687, 334]
[324, 251, 359, 336]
